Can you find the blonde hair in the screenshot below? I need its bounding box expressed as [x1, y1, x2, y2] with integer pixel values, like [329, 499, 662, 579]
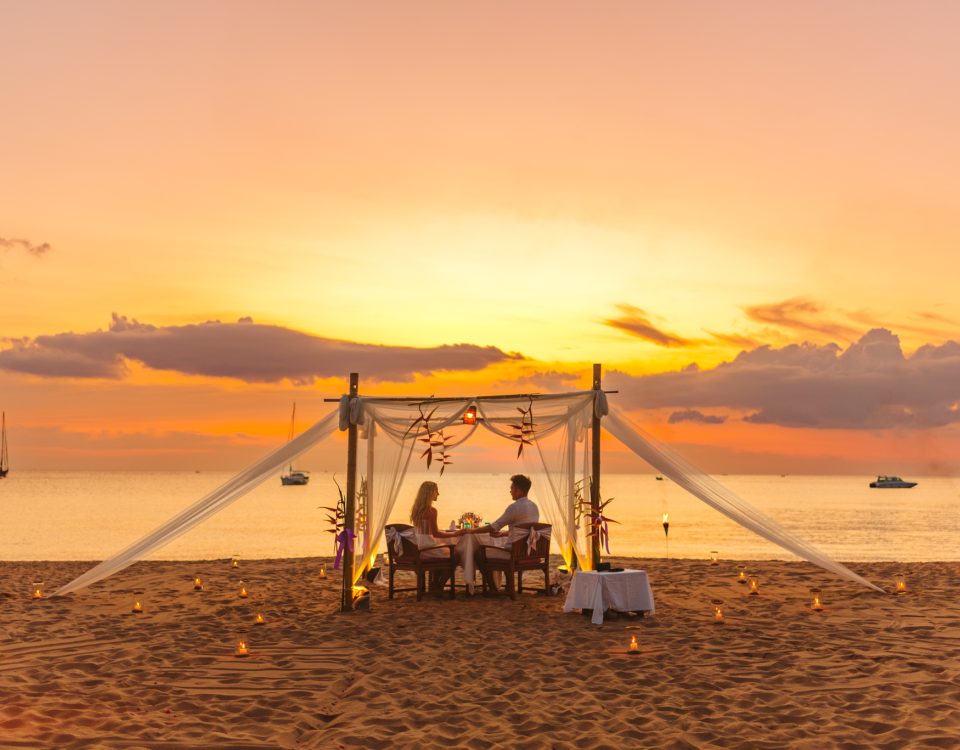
[410, 481, 439, 524]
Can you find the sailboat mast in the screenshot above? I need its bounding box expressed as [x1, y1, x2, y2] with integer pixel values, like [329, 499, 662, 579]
[0, 412, 8, 475]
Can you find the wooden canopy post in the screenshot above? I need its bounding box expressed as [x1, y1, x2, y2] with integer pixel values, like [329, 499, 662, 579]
[591, 363, 602, 570]
[341, 372, 359, 612]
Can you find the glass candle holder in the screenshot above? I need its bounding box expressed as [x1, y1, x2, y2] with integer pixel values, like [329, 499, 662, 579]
[193, 576, 203, 591]
[737, 567, 747, 584]
[239, 580, 249, 598]
[748, 578, 759, 595]
[32, 581, 44, 600]
[231, 555, 240, 569]
[627, 635, 640, 655]
[712, 599, 724, 624]
[131, 599, 143, 614]
[319, 564, 326, 579]
[896, 578, 907, 594]
[710, 551, 719, 566]
[254, 613, 265, 626]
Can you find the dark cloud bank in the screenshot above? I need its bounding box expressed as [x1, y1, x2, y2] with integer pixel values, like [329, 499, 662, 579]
[608, 328, 960, 430]
[0, 314, 520, 383]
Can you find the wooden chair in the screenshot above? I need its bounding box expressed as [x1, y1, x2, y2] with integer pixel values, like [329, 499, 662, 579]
[385, 523, 456, 601]
[478, 522, 551, 600]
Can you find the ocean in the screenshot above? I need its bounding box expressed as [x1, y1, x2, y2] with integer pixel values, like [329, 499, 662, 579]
[2, 471, 958, 562]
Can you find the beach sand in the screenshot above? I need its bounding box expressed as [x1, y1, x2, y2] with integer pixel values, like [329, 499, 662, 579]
[1, 557, 958, 749]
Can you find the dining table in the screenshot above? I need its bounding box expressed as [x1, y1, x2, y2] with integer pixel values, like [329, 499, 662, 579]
[448, 528, 509, 593]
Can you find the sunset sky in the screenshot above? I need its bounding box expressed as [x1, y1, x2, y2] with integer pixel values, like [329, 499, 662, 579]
[3, 2, 960, 473]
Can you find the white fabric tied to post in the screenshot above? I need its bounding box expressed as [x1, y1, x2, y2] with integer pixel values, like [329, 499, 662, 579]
[385, 526, 418, 558]
[507, 525, 552, 556]
[593, 390, 609, 418]
[338, 395, 363, 431]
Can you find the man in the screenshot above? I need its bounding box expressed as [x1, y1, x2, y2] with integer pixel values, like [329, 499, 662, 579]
[472, 474, 539, 593]
[488, 474, 539, 535]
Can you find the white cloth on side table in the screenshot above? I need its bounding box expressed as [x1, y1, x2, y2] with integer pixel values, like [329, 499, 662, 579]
[562, 570, 655, 625]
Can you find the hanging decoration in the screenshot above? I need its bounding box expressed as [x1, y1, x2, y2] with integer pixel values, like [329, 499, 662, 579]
[509, 398, 536, 458]
[405, 404, 454, 475]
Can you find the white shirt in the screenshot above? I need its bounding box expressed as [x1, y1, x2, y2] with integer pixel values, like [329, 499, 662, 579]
[489, 496, 539, 532]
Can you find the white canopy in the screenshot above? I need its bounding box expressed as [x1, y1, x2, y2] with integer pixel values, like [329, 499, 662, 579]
[54, 389, 882, 596]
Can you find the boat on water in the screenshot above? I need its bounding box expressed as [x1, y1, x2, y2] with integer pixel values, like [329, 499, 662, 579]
[869, 475, 917, 489]
[281, 403, 309, 486]
[0, 411, 8, 478]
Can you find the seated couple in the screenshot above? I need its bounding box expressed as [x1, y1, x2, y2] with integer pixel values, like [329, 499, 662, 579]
[409, 473, 539, 592]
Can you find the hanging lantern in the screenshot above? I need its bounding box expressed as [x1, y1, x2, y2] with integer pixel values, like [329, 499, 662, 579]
[131, 600, 143, 614]
[748, 578, 759, 595]
[254, 613, 265, 626]
[737, 567, 747, 584]
[462, 404, 478, 425]
[193, 576, 203, 591]
[896, 578, 907, 594]
[235, 638, 249, 658]
[712, 599, 724, 624]
[32, 581, 44, 600]
[627, 635, 640, 655]
[662, 513, 670, 538]
[239, 581, 249, 598]
[710, 551, 719, 566]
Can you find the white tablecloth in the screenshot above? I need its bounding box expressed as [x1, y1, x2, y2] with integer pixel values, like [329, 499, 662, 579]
[454, 532, 508, 592]
[562, 570, 655, 624]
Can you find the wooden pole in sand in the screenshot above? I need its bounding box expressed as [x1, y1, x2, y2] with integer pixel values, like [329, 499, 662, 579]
[341, 372, 359, 612]
[591, 363, 602, 570]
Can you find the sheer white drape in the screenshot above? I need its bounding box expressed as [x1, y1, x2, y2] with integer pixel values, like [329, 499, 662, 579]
[53, 408, 341, 597]
[604, 405, 883, 592]
[55, 388, 882, 597]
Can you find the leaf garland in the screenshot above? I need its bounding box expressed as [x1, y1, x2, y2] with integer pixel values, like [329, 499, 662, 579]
[406, 402, 454, 475]
[509, 398, 536, 458]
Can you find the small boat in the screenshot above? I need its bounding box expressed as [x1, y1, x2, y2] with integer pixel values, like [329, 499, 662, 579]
[280, 403, 309, 486]
[0, 411, 8, 478]
[869, 475, 917, 489]
[655, 475, 664, 481]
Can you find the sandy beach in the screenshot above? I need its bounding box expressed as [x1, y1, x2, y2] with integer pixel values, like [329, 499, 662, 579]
[1, 557, 958, 749]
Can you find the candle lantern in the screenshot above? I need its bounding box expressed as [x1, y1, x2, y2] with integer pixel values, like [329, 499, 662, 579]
[712, 599, 724, 624]
[32, 581, 44, 600]
[193, 576, 203, 591]
[811, 589, 824, 611]
[131, 600, 143, 614]
[627, 635, 640, 655]
[319, 564, 326, 579]
[737, 567, 747, 584]
[662, 513, 670, 538]
[462, 404, 478, 425]
[239, 580, 249, 598]
[254, 613, 265, 626]
[710, 551, 719, 566]
[896, 578, 907, 594]
[235, 637, 249, 658]
[748, 578, 759, 595]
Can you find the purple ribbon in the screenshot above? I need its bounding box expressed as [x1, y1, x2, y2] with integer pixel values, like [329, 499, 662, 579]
[333, 528, 356, 569]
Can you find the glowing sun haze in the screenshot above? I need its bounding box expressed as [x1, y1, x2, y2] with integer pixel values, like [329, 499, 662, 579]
[3, 1, 960, 473]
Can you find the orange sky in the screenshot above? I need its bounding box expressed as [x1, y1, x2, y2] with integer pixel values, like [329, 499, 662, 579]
[3, 2, 960, 473]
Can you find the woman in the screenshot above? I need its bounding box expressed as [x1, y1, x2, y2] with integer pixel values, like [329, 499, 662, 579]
[409, 481, 461, 592]
[410, 481, 461, 547]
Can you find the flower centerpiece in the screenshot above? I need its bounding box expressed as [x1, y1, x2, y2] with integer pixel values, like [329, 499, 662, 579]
[458, 511, 483, 529]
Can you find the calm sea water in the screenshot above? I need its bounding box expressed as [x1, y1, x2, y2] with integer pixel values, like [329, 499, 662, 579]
[2, 471, 958, 562]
